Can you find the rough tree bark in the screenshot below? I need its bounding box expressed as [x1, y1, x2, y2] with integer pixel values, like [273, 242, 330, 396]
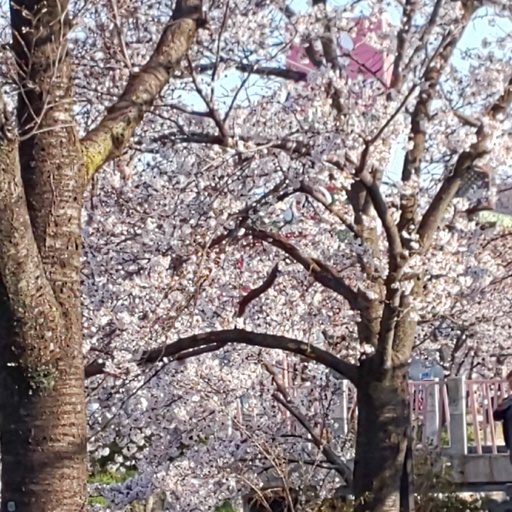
[0, 0, 203, 509]
[0, 0, 87, 507]
[353, 358, 410, 512]
[352, 296, 417, 512]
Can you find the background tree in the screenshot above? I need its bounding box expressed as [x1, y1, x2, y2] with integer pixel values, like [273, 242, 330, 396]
[77, 1, 512, 511]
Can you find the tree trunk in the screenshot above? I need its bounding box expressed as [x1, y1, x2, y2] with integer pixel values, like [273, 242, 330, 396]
[352, 358, 411, 512]
[0, 0, 88, 508]
[0, 291, 87, 511]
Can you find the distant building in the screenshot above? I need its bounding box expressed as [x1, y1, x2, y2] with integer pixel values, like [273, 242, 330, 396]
[456, 164, 495, 209]
[409, 357, 444, 381]
[286, 14, 393, 88]
[456, 163, 512, 229]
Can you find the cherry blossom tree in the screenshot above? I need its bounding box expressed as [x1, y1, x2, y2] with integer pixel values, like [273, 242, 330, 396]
[0, 0, 204, 509]
[79, 0, 512, 510]
[2, 0, 512, 510]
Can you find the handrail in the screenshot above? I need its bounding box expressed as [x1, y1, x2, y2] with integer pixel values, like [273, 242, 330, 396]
[231, 367, 510, 457]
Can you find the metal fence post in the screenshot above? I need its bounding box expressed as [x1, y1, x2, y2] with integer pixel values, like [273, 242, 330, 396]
[333, 379, 349, 437]
[425, 379, 440, 446]
[446, 377, 467, 455]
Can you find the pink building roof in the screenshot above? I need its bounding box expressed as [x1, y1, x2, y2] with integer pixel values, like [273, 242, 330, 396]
[286, 15, 393, 88]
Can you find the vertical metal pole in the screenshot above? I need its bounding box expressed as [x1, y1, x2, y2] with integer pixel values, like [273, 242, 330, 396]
[425, 379, 440, 446]
[333, 379, 349, 437]
[446, 377, 467, 455]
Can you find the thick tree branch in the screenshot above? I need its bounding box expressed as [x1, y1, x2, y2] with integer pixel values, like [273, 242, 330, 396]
[351, 166, 403, 354]
[346, 141, 386, 282]
[312, 0, 339, 74]
[0, 100, 61, 358]
[152, 130, 316, 159]
[488, 75, 512, 120]
[358, 167, 403, 272]
[452, 79, 512, 129]
[281, 1, 344, 112]
[298, 182, 356, 234]
[311, 0, 345, 111]
[398, 4, 476, 241]
[250, 228, 359, 309]
[80, 0, 204, 183]
[85, 329, 358, 382]
[207, 180, 288, 249]
[350, 147, 402, 364]
[150, 130, 358, 189]
[281, 5, 323, 70]
[197, 62, 308, 82]
[417, 50, 512, 250]
[390, 0, 416, 91]
[250, 227, 381, 346]
[418, 124, 492, 249]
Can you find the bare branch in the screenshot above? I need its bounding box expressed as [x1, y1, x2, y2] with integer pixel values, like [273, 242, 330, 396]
[85, 329, 358, 382]
[390, 0, 416, 91]
[249, 228, 359, 309]
[81, 0, 204, 183]
[237, 264, 280, 317]
[187, 55, 229, 142]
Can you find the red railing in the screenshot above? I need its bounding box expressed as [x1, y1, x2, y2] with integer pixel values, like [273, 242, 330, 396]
[233, 363, 510, 456]
[407, 379, 510, 454]
[409, 380, 451, 448]
[466, 379, 509, 454]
